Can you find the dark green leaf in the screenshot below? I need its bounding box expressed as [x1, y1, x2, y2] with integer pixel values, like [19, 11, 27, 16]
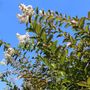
[88, 11, 90, 19]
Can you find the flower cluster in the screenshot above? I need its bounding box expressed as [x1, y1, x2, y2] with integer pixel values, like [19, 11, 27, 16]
[17, 4, 56, 23]
[17, 3, 34, 23]
[4, 47, 15, 60]
[16, 32, 30, 44]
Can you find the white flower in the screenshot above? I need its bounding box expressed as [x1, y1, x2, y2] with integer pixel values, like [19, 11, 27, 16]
[0, 73, 3, 78]
[4, 47, 15, 60]
[8, 47, 15, 55]
[27, 5, 34, 13]
[39, 10, 43, 16]
[67, 42, 71, 47]
[16, 32, 30, 44]
[27, 5, 32, 9]
[0, 59, 6, 66]
[4, 51, 12, 60]
[17, 14, 29, 23]
[25, 5, 34, 16]
[17, 4, 34, 23]
[71, 19, 78, 24]
[19, 3, 27, 12]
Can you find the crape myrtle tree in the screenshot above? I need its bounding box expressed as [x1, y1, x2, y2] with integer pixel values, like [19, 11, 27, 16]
[0, 3, 90, 90]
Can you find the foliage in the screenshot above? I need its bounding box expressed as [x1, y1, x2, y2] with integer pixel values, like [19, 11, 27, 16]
[0, 4, 90, 90]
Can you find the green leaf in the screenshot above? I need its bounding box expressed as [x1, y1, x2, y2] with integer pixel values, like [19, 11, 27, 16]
[36, 23, 41, 34]
[85, 25, 89, 32]
[65, 23, 71, 28]
[55, 46, 61, 54]
[88, 11, 90, 19]
[56, 17, 62, 21]
[68, 16, 71, 20]
[29, 15, 32, 23]
[77, 81, 88, 87]
[35, 15, 39, 22]
[57, 34, 63, 37]
[47, 16, 54, 21]
[87, 77, 90, 85]
[53, 40, 58, 46]
[42, 32, 47, 42]
[60, 55, 66, 64]
[46, 35, 53, 44]
[77, 52, 81, 58]
[0, 40, 3, 47]
[51, 63, 57, 69]
[39, 28, 47, 42]
[78, 17, 85, 28]
[63, 38, 69, 43]
[50, 41, 57, 52]
[35, 7, 39, 14]
[55, 11, 59, 15]
[62, 79, 70, 84]
[39, 16, 45, 23]
[38, 56, 52, 68]
[26, 27, 34, 32]
[33, 21, 41, 34]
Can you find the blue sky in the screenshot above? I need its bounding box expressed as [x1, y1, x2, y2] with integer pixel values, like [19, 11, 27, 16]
[0, 0, 90, 89]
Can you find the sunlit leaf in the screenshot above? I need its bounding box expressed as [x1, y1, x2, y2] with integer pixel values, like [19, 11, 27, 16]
[78, 17, 85, 28]
[88, 11, 90, 19]
[87, 77, 90, 85]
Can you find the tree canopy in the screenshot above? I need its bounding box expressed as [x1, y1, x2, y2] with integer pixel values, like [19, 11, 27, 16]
[0, 3, 90, 90]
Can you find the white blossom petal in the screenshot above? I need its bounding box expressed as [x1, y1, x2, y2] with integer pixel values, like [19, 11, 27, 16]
[16, 32, 30, 44]
[0, 60, 6, 66]
[71, 20, 78, 24]
[17, 4, 34, 23]
[67, 42, 71, 47]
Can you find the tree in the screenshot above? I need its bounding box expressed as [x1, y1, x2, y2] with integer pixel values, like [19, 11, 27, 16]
[0, 3, 90, 90]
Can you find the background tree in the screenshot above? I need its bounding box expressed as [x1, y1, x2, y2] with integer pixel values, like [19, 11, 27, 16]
[0, 3, 90, 90]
